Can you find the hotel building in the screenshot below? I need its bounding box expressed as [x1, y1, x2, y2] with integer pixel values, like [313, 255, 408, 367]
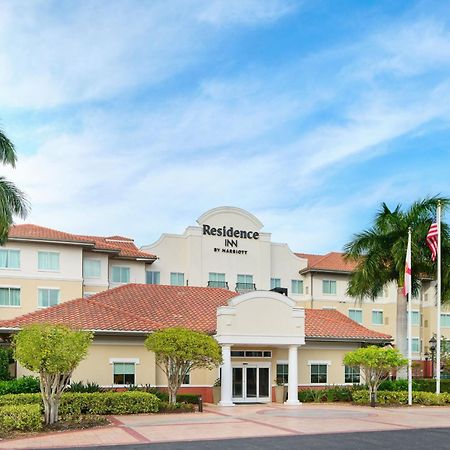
[0, 206, 446, 403]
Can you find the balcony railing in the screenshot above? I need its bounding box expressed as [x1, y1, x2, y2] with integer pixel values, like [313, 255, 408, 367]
[235, 282, 256, 293]
[207, 281, 229, 289]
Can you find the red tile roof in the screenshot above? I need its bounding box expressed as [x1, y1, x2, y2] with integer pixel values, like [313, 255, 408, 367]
[305, 309, 390, 341]
[8, 224, 156, 261]
[297, 252, 358, 273]
[0, 284, 390, 342]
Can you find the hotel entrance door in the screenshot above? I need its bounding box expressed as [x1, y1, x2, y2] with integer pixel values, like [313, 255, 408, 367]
[232, 364, 270, 403]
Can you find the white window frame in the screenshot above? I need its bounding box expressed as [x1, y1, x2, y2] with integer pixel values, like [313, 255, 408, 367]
[109, 358, 140, 387]
[348, 308, 363, 324]
[146, 271, 161, 285]
[170, 272, 185, 286]
[0, 248, 20, 270]
[37, 287, 60, 308]
[37, 251, 60, 272]
[308, 360, 330, 385]
[411, 310, 421, 326]
[0, 285, 21, 307]
[110, 266, 130, 284]
[441, 313, 450, 328]
[344, 365, 361, 384]
[322, 279, 337, 295]
[371, 309, 384, 326]
[276, 360, 289, 385]
[410, 337, 421, 354]
[291, 279, 303, 294]
[270, 278, 281, 289]
[83, 258, 101, 279]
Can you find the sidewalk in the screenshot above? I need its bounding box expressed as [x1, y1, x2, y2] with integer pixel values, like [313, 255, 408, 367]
[1, 403, 450, 449]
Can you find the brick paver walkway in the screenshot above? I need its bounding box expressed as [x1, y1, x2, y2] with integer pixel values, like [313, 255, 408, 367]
[1, 403, 450, 449]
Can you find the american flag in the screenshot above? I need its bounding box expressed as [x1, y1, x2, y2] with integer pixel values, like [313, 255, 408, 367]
[426, 222, 438, 262]
[402, 231, 411, 297]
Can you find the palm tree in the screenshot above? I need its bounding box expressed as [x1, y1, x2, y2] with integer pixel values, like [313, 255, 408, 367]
[0, 128, 29, 243]
[344, 197, 450, 377]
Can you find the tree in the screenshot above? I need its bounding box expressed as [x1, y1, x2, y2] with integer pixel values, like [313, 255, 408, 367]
[13, 324, 93, 424]
[344, 197, 450, 376]
[0, 128, 29, 242]
[344, 346, 407, 406]
[145, 327, 222, 404]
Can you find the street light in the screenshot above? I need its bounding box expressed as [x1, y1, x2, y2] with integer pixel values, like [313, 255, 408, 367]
[429, 336, 437, 378]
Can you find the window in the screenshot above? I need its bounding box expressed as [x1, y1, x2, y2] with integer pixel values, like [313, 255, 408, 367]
[372, 310, 383, 325]
[349, 309, 363, 324]
[237, 274, 253, 284]
[208, 272, 227, 288]
[230, 350, 272, 358]
[183, 372, 190, 384]
[0, 249, 20, 269]
[291, 280, 303, 294]
[310, 364, 327, 384]
[409, 338, 421, 353]
[146, 271, 160, 285]
[38, 252, 59, 271]
[411, 310, 420, 326]
[345, 366, 360, 383]
[38, 288, 60, 308]
[111, 266, 130, 283]
[441, 313, 450, 328]
[170, 272, 184, 286]
[276, 363, 289, 384]
[83, 259, 101, 278]
[0, 287, 20, 306]
[270, 278, 281, 289]
[113, 362, 135, 385]
[236, 274, 254, 292]
[322, 280, 336, 295]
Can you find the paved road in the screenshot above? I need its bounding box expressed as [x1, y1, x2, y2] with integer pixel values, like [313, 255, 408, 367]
[58, 427, 450, 450]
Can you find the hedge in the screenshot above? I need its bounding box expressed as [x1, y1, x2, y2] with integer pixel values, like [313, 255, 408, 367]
[151, 391, 201, 405]
[413, 379, 450, 393]
[0, 392, 161, 416]
[298, 386, 354, 403]
[0, 376, 40, 395]
[352, 390, 450, 405]
[0, 404, 42, 432]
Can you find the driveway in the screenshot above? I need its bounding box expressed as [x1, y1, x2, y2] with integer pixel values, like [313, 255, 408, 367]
[1, 403, 450, 449]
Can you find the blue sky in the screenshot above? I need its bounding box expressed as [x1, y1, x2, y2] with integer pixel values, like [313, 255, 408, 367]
[1, 0, 450, 253]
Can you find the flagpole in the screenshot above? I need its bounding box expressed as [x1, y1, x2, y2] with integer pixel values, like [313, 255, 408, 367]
[437, 201, 442, 394]
[407, 227, 412, 406]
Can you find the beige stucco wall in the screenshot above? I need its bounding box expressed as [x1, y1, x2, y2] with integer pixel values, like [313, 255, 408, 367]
[216, 291, 304, 346]
[0, 278, 83, 320]
[17, 336, 157, 387]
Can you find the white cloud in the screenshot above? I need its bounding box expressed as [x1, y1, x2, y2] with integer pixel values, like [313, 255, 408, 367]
[4, 4, 450, 253]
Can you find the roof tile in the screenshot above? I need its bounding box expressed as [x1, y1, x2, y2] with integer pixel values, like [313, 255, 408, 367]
[0, 284, 390, 341]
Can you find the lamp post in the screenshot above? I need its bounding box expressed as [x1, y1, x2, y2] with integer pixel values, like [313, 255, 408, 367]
[429, 336, 437, 378]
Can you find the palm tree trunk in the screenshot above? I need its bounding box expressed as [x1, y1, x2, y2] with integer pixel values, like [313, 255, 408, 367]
[396, 288, 408, 379]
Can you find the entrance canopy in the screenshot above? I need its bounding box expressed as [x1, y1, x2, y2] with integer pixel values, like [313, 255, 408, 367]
[216, 290, 305, 346]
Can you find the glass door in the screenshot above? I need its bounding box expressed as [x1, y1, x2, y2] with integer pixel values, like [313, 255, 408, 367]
[232, 364, 271, 403]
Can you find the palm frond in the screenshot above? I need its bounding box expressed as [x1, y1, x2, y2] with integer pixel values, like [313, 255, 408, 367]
[0, 129, 17, 168]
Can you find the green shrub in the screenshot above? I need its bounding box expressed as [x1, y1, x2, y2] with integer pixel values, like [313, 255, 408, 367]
[0, 393, 41, 407]
[0, 391, 161, 416]
[67, 381, 102, 393]
[298, 386, 353, 403]
[378, 379, 420, 391]
[159, 401, 195, 412]
[414, 379, 450, 393]
[0, 376, 40, 395]
[0, 404, 42, 432]
[352, 390, 450, 405]
[59, 392, 161, 416]
[0, 348, 12, 381]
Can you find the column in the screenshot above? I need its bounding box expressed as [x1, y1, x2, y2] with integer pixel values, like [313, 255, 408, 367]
[285, 345, 301, 405]
[218, 345, 234, 406]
